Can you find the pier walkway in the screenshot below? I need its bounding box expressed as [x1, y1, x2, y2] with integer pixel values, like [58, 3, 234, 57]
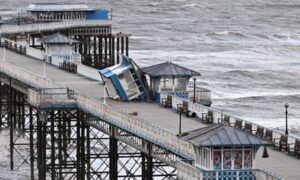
[1, 48, 300, 179]
[0, 20, 111, 35]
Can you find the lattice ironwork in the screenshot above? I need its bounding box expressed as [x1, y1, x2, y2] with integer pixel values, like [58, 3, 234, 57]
[2, 83, 179, 180]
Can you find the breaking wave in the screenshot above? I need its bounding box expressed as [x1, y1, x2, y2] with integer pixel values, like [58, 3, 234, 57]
[206, 31, 247, 38]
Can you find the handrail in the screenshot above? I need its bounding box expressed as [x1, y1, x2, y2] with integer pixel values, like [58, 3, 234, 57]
[0, 60, 195, 160]
[0, 39, 101, 82]
[0, 20, 111, 35]
[161, 92, 300, 145]
[176, 161, 283, 180]
[201, 168, 283, 180]
[0, 59, 286, 179]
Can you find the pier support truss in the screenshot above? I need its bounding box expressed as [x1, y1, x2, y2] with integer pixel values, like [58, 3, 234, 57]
[74, 33, 129, 69]
[0, 79, 176, 180]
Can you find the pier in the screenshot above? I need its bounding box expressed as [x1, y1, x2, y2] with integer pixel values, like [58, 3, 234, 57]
[0, 3, 299, 180]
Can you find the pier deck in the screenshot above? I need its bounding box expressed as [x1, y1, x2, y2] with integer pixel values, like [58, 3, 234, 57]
[1, 48, 300, 179]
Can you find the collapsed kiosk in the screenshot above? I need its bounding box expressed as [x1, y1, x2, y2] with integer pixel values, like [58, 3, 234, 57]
[99, 55, 211, 105]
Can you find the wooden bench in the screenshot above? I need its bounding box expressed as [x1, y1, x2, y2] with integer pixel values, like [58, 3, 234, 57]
[202, 111, 213, 124]
[244, 123, 256, 134]
[161, 95, 172, 108]
[256, 126, 265, 138]
[288, 139, 300, 158]
[128, 111, 138, 116]
[274, 134, 288, 151]
[235, 120, 243, 129]
[177, 101, 189, 115]
[222, 115, 235, 126]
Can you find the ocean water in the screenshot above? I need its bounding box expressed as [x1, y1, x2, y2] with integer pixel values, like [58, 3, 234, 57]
[3, 0, 300, 135]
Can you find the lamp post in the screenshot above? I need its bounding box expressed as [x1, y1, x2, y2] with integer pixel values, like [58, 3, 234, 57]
[43, 44, 47, 79]
[3, 46, 6, 62]
[178, 106, 183, 135]
[285, 102, 289, 135]
[103, 80, 107, 104]
[262, 146, 269, 158]
[193, 76, 196, 103]
[43, 58, 46, 79]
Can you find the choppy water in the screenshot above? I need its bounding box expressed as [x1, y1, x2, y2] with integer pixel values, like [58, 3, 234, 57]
[2, 0, 300, 135]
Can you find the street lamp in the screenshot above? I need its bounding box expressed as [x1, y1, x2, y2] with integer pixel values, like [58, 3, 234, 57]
[285, 102, 289, 135]
[43, 59, 46, 79]
[3, 46, 6, 62]
[262, 146, 269, 158]
[193, 76, 197, 103]
[103, 80, 107, 104]
[178, 106, 183, 135]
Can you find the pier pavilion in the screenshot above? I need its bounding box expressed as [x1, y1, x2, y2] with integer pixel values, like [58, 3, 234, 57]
[143, 61, 211, 105]
[38, 33, 79, 62]
[0, 3, 130, 69]
[27, 3, 109, 22]
[180, 124, 273, 172]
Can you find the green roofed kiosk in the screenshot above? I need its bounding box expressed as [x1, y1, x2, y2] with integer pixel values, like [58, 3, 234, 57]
[142, 61, 211, 106]
[179, 124, 273, 173]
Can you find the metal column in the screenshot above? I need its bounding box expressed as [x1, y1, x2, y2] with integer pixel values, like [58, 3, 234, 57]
[29, 107, 35, 180]
[110, 126, 118, 180]
[9, 78, 14, 170]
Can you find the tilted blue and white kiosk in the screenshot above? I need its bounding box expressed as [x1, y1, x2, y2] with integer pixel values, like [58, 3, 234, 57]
[99, 54, 150, 101]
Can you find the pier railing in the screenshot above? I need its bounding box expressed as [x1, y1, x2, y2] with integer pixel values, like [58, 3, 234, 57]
[0, 61, 59, 89]
[28, 88, 77, 108]
[200, 169, 283, 180]
[77, 95, 195, 160]
[0, 20, 111, 35]
[0, 59, 287, 179]
[161, 92, 300, 151]
[0, 60, 195, 161]
[187, 86, 212, 105]
[177, 161, 203, 180]
[0, 39, 102, 82]
[176, 161, 283, 180]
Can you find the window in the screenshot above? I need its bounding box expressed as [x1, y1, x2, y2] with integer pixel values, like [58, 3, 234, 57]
[213, 150, 222, 170]
[160, 77, 173, 91]
[174, 78, 187, 91]
[223, 149, 232, 169]
[234, 149, 243, 169]
[244, 149, 252, 169]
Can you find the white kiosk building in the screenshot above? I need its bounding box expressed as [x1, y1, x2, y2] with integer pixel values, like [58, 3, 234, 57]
[38, 33, 80, 63]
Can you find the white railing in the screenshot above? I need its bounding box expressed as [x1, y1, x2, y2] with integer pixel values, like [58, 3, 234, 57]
[201, 169, 283, 180]
[177, 161, 203, 180]
[161, 92, 300, 149]
[187, 87, 211, 104]
[0, 60, 287, 179]
[1, 38, 44, 60]
[176, 161, 283, 180]
[0, 61, 59, 89]
[26, 45, 44, 60]
[0, 20, 111, 35]
[28, 88, 77, 108]
[1, 38, 101, 82]
[0, 60, 195, 160]
[27, 89, 41, 107]
[77, 95, 195, 159]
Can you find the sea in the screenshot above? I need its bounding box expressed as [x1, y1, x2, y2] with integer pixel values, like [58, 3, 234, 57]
[2, 0, 300, 135]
